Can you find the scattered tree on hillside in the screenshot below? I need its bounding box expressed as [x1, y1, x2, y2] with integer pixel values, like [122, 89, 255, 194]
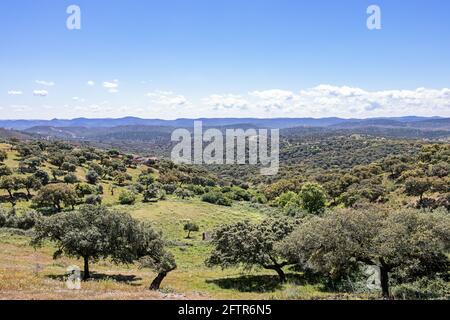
[0, 164, 12, 177]
[298, 182, 327, 214]
[280, 208, 450, 298]
[64, 173, 79, 184]
[206, 218, 296, 282]
[0, 150, 7, 162]
[404, 177, 431, 201]
[23, 175, 42, 199]
[183, 222, 199, 238]
[0, 175, 24, 205]
[85, 170, 99, 185]
[32, 205, 176, 289]
[33, 183, 78, 212]
[33, 169, 50, 186]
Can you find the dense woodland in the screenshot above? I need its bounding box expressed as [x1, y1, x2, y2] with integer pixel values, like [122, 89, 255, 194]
[0, 127, 449, 299]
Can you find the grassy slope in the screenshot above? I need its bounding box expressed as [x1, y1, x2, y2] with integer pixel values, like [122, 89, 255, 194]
[0, 199, 331, 300]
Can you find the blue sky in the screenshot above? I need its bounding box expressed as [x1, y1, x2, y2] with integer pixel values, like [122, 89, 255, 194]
[1, 0, 450, 119]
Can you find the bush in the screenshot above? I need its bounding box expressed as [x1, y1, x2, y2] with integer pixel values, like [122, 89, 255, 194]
[64, 173, 79, 184]
[201, 192, 232, 206]
[0, 209, 42, 230]
[227, 186, 252, 201]
[162, 184, 177, 194]
[85, 194, 102, 205]
[0, 210, 7, 228]
[119, 190, 136, 205]
[251, 193, 267, 204]
[186, 184, 206, 195]
[274, 191, 300, 208]
[392, 278, 449, 300]
[75, 183, 98, 197]
[158, 189, 167, 200]
[283, 203, 307, 218]
[17, 210, 43, 229]
[86, 170, 99, 185]
[175, 188, 194, 199]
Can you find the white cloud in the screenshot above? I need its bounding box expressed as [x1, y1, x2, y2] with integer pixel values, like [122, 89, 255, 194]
[202, 94, 249, 111]
[33, 90, 48, 97]
[7, 90, 23, 96]
[103, 80, 119, 93]
[249, 89, 295, 101]
[87, 80, 95, 86]
[147, 90, 189, 106]
[103, 80, 119, 88]
[35, 80, 55, 86]
[198, 85, 450, 118]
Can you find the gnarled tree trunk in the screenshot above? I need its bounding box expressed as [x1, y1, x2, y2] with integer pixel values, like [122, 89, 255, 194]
[264, 262, 288, 283]
[83, 256, 90, 280]
[150, 271, 167, 290]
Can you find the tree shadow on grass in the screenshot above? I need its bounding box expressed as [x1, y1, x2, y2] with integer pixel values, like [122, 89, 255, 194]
[206, 274, 304, 293]
[47, 272, 142, 286]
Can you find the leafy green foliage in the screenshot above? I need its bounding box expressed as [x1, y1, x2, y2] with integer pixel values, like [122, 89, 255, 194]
[183, 221, 199, 238]
[32, 183, 78, 213]
[281, 208, 450, 297]
[118, 189, 136, 205]
[201, 191, 232, 206]
[31, 204, 175, 287]
[206, 217, 297, 282]
[298, 182, 327, 214]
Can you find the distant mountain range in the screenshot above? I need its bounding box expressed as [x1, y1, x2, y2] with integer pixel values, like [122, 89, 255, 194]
[0, 116, 448, 130]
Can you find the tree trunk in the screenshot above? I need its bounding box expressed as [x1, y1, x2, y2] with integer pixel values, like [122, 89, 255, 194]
[380, 266, 390, 299]
[150, 272, 167, 290]
[265, 265, 286, 283]
[83, 256, 90, 280]
[274, 266, 286, 283]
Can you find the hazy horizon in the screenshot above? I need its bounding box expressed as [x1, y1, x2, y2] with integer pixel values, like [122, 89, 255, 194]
[0, 115, 448, 122]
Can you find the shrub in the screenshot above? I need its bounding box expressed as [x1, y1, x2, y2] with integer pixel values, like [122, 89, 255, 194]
[186, 184, 206, 195]
[0, 209, 42, 230]
[85, 194, 102, 205]
[119, 190, 136, 205]
[392, 278, 449, 300]
[64, 173, 79, 184]
[175, 188, 194, 199]
[75, 183, 98, 197]
[16, 210, 43, 229]
[251, 193, 268, 204]
[227, 186, 252, 201]
[274, 191, 300, 208]
[201, 192, 232, 206]
[162, 184, 177, 194]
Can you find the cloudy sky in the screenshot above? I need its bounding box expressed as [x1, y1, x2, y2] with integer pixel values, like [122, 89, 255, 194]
[1, 0, 450, 119]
